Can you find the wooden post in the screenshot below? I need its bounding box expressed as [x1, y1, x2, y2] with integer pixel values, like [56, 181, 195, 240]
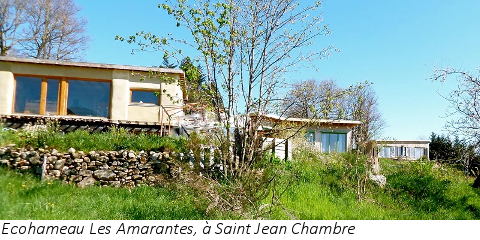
[41, 155, 47, 180]
[473, 175, 480, 188]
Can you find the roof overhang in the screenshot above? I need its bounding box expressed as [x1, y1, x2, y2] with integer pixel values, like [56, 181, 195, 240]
[0, 56, 185, 74]
[251, 113, 362, 128]
[0, 56, 187, 101]
[376, 140, 431, 144]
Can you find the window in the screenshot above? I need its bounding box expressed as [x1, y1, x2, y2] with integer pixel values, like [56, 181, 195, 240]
[414, 148, 425, 160]
[67, 80, 110, 118]
[379, 147, 391, 158]
[46, 79, 59, 115]
[395, 146, 402, 157]
[305, 131, 315, 144]
[321, 132, 346, 153]
[131, 90, 159, 105]
[14, 75, 110, 118]
[14, 76, 59, 115]
[14, 76, 42, 114]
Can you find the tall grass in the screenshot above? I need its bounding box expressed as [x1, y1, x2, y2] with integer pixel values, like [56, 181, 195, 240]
[0, 125, 186, 153]
[2, 123, 480, 219]
[0, 168, 209, 220]
[265, 152, 480, 219]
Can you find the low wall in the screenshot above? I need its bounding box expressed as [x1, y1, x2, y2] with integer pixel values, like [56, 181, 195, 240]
[0, 144, 190, 187]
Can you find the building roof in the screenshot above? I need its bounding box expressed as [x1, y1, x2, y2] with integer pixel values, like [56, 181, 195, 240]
[252, 113, 362, 127]
[376, 140, 430, 144]
[0, 56, 184, 74]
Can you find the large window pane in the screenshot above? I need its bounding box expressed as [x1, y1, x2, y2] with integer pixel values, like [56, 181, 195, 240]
[329, 134, 338, 152]
[321, 133, 346, 153]
[337, 134, 346, 153]
[46, 79, 59, 115]
[67, 80, 110, 117]
[321, 133, 329, 152]
[384, 147, 390, 158]
[414, 148, 424, 160]
[15, 76, 42, 114]
[378, 147, 385, 158]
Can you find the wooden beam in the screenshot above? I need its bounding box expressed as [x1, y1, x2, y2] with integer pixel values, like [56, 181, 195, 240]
[39, 77, 47, 115]
[58, 77, 68, 115]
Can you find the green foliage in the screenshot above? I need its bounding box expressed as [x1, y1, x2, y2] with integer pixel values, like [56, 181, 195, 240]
[0, 120, 60, 149]
[429, 132, 480, 175]
[0, 168, 209, 220]
[3, 123, 480, 219]
[264, 149, 480, 219]
[0, 125, 186, 153]
[179, 56, 218, 110]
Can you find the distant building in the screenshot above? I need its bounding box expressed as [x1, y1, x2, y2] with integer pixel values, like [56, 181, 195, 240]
[376, 140, 430, 160]
[252, 114, 362, 154]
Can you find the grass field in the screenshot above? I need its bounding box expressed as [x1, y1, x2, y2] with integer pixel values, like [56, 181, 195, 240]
[1, 126, 479, 219]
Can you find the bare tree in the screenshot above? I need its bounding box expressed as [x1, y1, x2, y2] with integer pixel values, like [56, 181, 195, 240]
[283, 79, 347, 119]
[432, 67, 480, 143]
[283, 79, 384, 148]
[432, 67, 480, 182]
[345, 84, 385, 150]
[0, 0, 26, 56]
[18, 0, 88, 60]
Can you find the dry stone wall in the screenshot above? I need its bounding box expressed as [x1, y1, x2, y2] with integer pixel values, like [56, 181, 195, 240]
[0, 144, 187, 187]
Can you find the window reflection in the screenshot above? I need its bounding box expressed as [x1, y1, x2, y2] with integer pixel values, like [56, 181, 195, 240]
[46, 79, 59, 115]
[305, 132, 315, 144]
[67, 80, 110, 117]
[131, 90, 159, 104]
[321, 133, 329, 152]
[321, 132, 346, 153]
[14, 76, 42, 114]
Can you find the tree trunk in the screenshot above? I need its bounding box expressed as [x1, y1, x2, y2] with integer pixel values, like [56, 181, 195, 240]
[473, 175, 480, 188]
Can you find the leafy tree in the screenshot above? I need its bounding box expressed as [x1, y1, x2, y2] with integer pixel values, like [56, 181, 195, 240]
[429, 132, 454, 161]
[118, 0, 334, 177]
[429, 132, 480, 178]
[179, 56, 219, 111]
[159, 57, 178, 68]
[344, 83, 384, 149]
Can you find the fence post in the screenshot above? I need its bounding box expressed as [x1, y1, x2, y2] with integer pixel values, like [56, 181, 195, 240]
[41, 155, 47, 180]
[286, 139, 292, 161]
[209, 147, 214, 167]
[272, 138, 276, 157]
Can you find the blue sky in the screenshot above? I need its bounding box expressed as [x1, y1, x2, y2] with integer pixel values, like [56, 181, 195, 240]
[75, 0, 480, 140]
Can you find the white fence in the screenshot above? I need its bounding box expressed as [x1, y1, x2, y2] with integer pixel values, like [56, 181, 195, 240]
[263, 138, 292, 161]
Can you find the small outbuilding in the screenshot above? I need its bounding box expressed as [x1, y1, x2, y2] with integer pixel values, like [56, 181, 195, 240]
[252, 114, 362, 154]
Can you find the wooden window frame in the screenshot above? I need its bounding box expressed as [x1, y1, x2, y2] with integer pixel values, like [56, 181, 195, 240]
[12, 75, 60, 115]
[130, 89, 161, 105]
[13, 74, 111, 117]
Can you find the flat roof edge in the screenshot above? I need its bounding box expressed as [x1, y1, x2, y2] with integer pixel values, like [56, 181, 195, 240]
[0, 56, 184, 74]
[253, 113, 362, 125]
[376, 140, 431, 144]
